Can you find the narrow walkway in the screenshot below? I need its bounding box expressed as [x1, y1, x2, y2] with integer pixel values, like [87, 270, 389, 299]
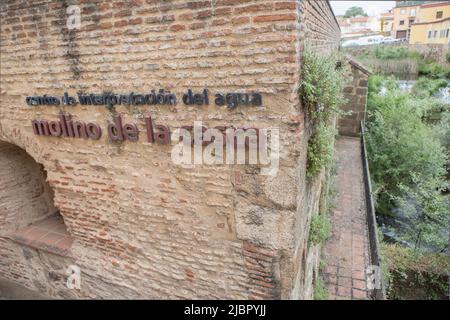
[323, 136, 371, 300]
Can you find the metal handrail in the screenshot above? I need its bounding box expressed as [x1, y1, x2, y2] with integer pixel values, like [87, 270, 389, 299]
[360, 121, 386, 300]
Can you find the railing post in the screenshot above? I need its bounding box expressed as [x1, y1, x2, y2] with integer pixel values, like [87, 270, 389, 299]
[360, 121, 387, 300]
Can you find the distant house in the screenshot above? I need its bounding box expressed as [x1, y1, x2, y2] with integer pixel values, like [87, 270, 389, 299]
[392, 1, 424, 39]
[392, 0, 449, 40]
[410, 1, 450, 44]
[380, 11, 394, 36]
[337, 15, 381, 39]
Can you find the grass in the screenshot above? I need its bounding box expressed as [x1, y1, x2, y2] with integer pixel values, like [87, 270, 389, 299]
[375, 47, 422, 60]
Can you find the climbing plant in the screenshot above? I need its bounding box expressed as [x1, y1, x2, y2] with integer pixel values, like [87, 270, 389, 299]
[300, 49, 348, 177]
[313, 275, 329, 300]
[306, 123, 336, 178]
[309, 213, 332, 245]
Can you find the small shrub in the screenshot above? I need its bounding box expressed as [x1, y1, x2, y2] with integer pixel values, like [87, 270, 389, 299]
[314, 275, 329, 300]
[300, 49, 347, 177]
[368, 75, 399, 97]
[300, 50, 347, 125]
[419, 61, 450, 80]
[368, 74, 384, 94]
[446, 53, 450, 63]
[382, 243, 450, 300]
[309, 213, 332, 245]
[307, 123, 336, 178]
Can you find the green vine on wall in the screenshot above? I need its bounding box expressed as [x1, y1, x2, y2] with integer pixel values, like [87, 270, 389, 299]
[309, 212, 332, 246]
[300, 49, 348, 177]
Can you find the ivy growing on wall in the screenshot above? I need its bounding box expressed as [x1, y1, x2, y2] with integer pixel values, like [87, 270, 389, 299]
[300, 49, 348, 177]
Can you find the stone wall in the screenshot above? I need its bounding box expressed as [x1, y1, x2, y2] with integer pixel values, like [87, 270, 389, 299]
[338, 59, 370, 137]
[0, 0, 340, 299]
[410, 43, 450, 66]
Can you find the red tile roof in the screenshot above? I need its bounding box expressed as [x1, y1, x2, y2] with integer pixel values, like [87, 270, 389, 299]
[350, 16, 370, 23]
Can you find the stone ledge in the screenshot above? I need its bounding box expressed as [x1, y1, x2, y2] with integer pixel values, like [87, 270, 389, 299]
[5, 213, 73, 257]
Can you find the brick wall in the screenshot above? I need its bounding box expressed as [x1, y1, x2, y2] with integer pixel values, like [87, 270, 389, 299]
[0, 0, 340, 299]
[338, 59, 370, 137]
[300, 0, 340, 53]
[0, 141, 57, 232]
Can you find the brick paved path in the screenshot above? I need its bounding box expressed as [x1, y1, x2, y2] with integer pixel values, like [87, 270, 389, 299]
[323, 136, 371, 300]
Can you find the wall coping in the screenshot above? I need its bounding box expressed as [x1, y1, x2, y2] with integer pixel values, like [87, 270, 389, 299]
[347, 57, 372, 76]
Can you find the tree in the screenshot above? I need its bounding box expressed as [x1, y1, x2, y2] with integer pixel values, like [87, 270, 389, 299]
[365, 76, 449, 251]
[344, 6, 368, 18]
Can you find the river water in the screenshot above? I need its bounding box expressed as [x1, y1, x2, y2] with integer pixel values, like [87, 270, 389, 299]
[399, 80, 450, 104]
[380, 79, 450, 104]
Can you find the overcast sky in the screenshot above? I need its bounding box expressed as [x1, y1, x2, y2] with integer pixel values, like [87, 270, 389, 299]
[330, 1, 396, 16]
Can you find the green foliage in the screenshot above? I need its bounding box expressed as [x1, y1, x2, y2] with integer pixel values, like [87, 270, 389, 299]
[300, 50, 347, 125]
[368, 74, 399, 97]
[367, 74, 384, 94]
[314, 275, 329, 300]
[324, 161, 338, 213]
[300, 49, 347, 177]
[309, 213, 332, 245]
[447, 53, 450, 64]
[352, 47, 449, 80]
[306, 123, 337, 178]
[419, 61, 450, 80]
[375, 47, 422, 60]
[434, 111, 450, 152]
[411, 77, 448, 98]
[407, 96, 448, 125]
[382, 243, 450, 275]
[344, 6, 367, 18]
[382, 243, 449, 299]
[366, 76, 449, 250]
[396, 181, 449, 250]
[319, 259, 327, 272]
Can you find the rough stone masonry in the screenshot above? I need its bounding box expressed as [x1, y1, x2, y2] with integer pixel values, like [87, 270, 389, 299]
[0, 0, 340, 299]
